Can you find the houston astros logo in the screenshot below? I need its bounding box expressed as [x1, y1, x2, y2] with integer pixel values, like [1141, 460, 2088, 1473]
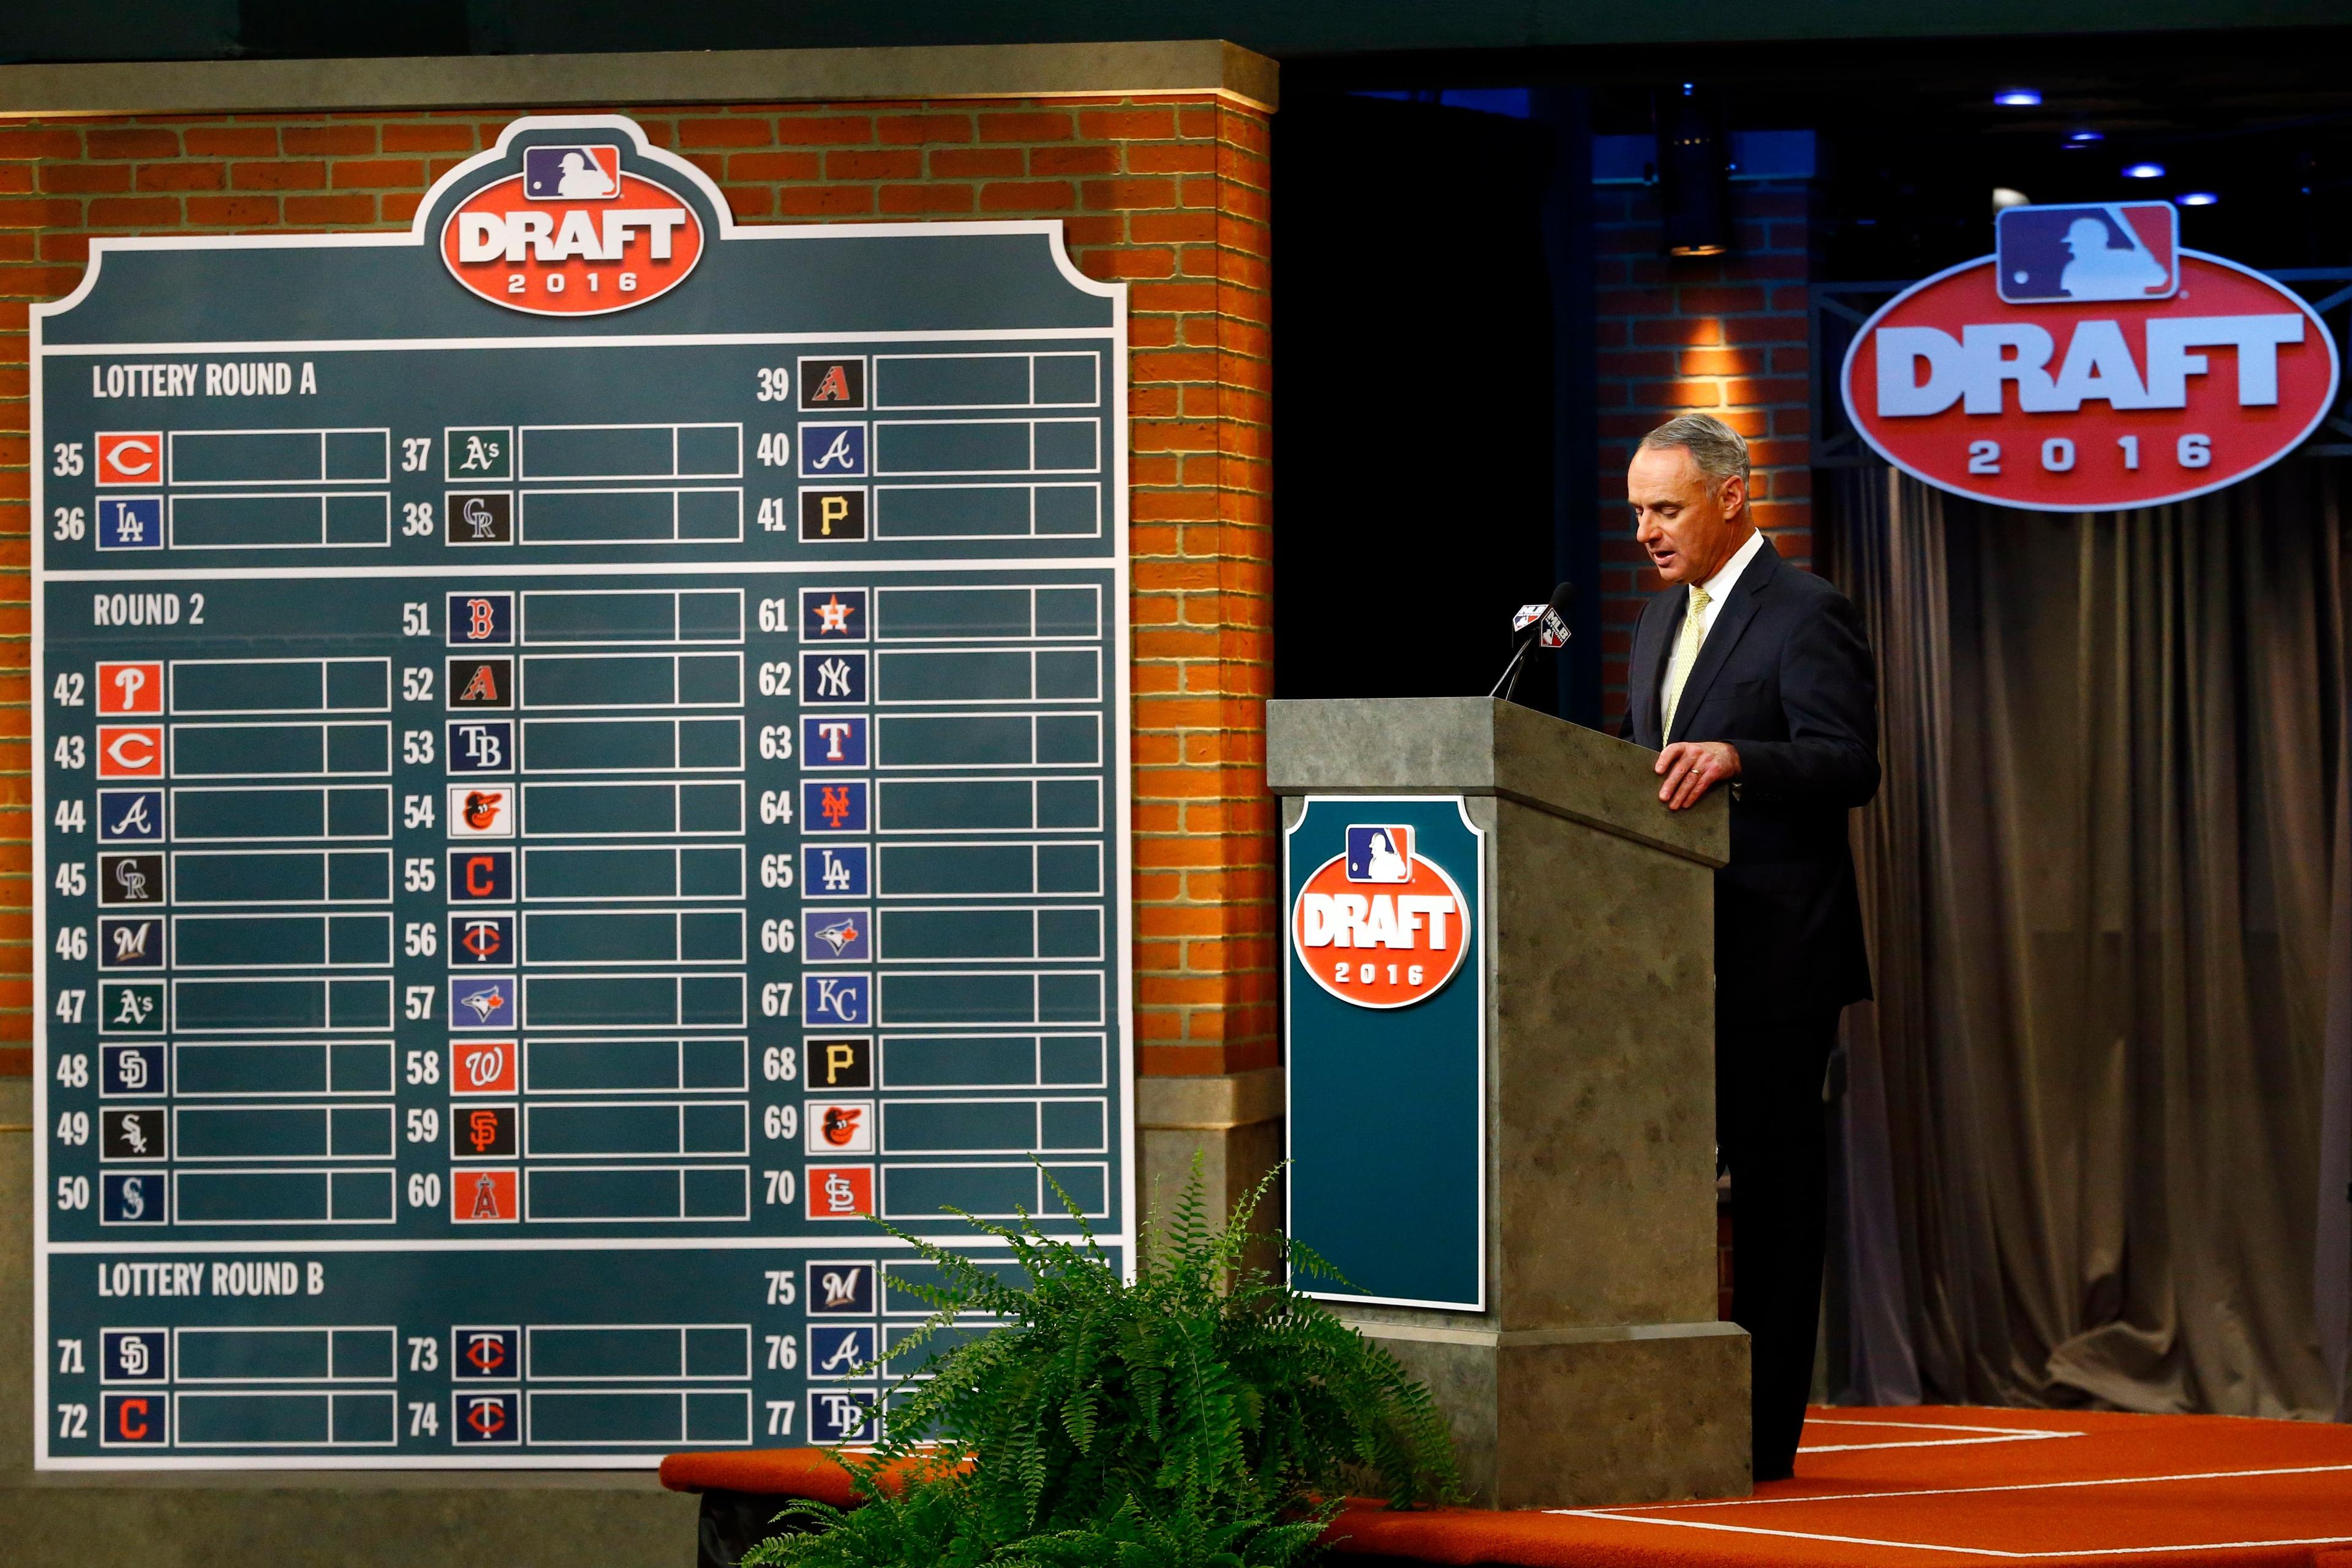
[1291, 824, 1471, 1009]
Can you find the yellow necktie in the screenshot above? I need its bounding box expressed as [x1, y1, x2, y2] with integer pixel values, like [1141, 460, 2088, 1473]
[1661, 584, 1713, 739]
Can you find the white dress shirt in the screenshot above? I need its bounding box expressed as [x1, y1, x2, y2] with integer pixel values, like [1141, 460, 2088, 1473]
[1661, 527, 1766, 703]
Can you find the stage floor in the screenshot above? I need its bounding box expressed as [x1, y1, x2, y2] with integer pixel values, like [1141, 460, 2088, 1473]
[1327, 1404, 2352, 1567]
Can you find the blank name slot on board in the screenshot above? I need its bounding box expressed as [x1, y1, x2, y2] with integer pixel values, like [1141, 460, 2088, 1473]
[521, 653, 742, 709]
[518, 487, 742, 545]
[171, 785, 390, 842]
[873, 841, 1101, 899]
[169, 494, 390, 548]
[872, 419, 1098, 478]
[173, 1104, 395, 1161]
[873, 906, 1102, 963]
[172, 976, 392, 1033]
[168, 428, 390, 484]
[175, 1326, 396, 1384]
[521, 782, 743, 837]
[521, 589, 743, 646]
[872, 584, 1101, 642]
[172, 913, 392, 970]
[878, 1033, 1106, 1090]
[521, 845, 744, 902]
[873, 970, 1104, 1027]
[527, 1324, 751, 1381]
[522, 1165, 750, 1223]
[518, 423, 742, 480]
[873, 351, 1099, 410]
[522, 972, 745, 1029]
[879, 1162, 1108, 1221]
[524, 1101, 748, 1158]
[525, 1389, 750, 1446]
[170, 722, 390, 778]
[874, 648, 1099, 706]
[172, 1391, 397, 1449]
[876, 777, 1100, 834]
[170, 658, 390, 715]
[872, 483, 1098, 541]
[172, 1167, 395, 1224]
[873, 712, 1099, 769]
[172, 848, 392, 905]
[172, 1041, 393, 1098]
[880, 1096, 1109, 1155]
[523, 717, 742, 774]
[524, 1037, 747, 1093]
[524, 910, 744, 966]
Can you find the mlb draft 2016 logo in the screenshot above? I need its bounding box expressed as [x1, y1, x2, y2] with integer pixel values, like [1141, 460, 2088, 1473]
[1291, 823, 1472, 1009]
[439, 126, 706, 317]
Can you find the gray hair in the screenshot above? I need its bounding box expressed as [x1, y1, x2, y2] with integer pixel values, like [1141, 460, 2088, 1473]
[1638, 413, 1751, 490]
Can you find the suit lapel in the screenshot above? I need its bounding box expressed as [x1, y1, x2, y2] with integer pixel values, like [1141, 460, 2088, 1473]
[1666, 537, 1781, 745]
[1629, 591, 1676, 748]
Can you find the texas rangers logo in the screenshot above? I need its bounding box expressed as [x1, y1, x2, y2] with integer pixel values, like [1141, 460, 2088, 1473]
[1292, 822, 1471, 1009]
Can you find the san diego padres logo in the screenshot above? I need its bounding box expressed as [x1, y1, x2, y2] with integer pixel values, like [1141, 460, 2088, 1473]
[1291, 823, 1471, 1009]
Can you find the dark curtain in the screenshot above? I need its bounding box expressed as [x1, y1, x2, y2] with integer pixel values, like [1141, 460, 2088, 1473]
[1826, 460, 2352, 1420]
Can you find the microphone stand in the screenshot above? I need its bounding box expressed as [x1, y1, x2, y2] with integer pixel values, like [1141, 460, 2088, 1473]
[1489, 635, 1537, 704]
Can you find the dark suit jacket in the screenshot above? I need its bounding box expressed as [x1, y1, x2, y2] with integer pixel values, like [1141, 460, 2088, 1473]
[1618, 538, 1880, 1024]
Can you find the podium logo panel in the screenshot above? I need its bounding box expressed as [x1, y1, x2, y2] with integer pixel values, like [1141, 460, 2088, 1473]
[1292, 821, 1472, 1009]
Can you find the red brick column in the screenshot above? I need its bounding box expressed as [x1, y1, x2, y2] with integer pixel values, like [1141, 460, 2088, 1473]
[1591, 179, 1814, 718]
[0, 97, 1275, 1079]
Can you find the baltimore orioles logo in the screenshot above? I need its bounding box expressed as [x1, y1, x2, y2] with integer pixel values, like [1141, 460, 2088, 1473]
[464, 790, 506, 831]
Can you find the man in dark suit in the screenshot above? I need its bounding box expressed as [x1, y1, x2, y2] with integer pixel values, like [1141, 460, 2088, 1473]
[1617, 412, 1879, 1481]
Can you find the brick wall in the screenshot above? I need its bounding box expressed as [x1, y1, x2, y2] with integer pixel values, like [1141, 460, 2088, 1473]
[1592, 179, 1814, 719]
[0, 96, 1275, 1080]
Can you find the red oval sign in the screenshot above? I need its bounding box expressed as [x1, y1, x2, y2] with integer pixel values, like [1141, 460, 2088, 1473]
[440, 164, 703, 317]
[1841, 252, 2339, 511]
[1291, 827, 1471, 1010]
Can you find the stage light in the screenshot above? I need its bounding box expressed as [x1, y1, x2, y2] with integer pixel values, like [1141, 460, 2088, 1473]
[2177, 191, 2219, 206]
[1992, 187, 2031, 211]
[1994, 87, 2043, 106]
[2123, 162, 2166, 179]
[1654, 84, 1733, 257]
[2065, 129, 2104, 145]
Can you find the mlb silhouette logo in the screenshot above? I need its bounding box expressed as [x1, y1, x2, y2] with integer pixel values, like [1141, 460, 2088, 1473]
[1996, 202, 2178, 303]
[802, 845, 870, 899]
[807, 1324, 879, 1380]
[809, 1386, 881, 1444]
[799, 357, 867, 410]
[799, 423, 869, 478]
[101, 1043, 165, 1096]
[96, 662, 163, 715]
[447, 592, 514, 646]
[451, 1327, 521, 1380]
[805, 910, 869, 963]
[450, 1039, 518, 1095]
[805, 1163, 876, 1221]
[802, 651, 868, 704]
[807, 1099, 875, 1156]
[452, 1389, 521, 1444]
[803, 780, 869, 834]
[447, 720, 513, 774]
[101, 1172, 166, 1224]
[805, 973, 870, 1027]
[96, 497, 162, 551]
[802, 715, 867, 767]
[449, 785, 515, 837]
[102, 1329, 168, 1384]
[450, 914, 514, 967]
[451, 1168, 519, 1224]
[450, 850, 515, 902]
[1345, 825, 1414, 883]
[805, 1259, 877, 1314]
[450, 978, 516, 1031]
[95, 432, 162, 486]
[97, 789, 164, 843]
[100, 1392, 168, 1447]
[801, 588, 868, 640]
[96, 725, 165, 779]
[522, 143, 620, 200]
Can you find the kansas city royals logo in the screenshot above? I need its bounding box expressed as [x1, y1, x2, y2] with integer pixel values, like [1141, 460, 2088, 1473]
[450, 979, 516, 1030]
[805, 974, 870, 1027]
[798, 424, 869, 478]
[807, 1324, 879, 1379]
[805, 1260, 877, 1314]
[1995, 201, 2178, 304]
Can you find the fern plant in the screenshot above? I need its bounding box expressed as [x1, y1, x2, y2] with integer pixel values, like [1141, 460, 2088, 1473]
[742, 1158, 1458, 1568]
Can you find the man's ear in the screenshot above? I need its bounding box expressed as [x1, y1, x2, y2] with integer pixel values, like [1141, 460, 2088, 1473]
[1719, 472, 1749, 522]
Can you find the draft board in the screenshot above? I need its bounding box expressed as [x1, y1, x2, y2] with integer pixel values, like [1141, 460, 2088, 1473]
[30, 115, 1131, 1467]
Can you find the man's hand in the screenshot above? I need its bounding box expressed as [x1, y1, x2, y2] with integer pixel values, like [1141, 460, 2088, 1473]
[1656, 741, 1740, 811]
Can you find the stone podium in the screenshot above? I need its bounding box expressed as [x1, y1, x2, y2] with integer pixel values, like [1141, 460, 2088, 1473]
[1267, 696, 1749, 1507]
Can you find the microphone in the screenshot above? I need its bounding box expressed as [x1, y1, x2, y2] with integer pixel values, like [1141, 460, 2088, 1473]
[1490, 581, 1573, 703]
